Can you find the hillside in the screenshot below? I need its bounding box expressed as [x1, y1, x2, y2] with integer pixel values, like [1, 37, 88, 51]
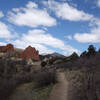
[0, 45, 100, 100]
[44, 52, 66, 58]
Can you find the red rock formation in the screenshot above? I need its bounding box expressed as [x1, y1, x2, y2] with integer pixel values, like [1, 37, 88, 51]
[0, 44, 14, 53]
[20, 46, 39, 60]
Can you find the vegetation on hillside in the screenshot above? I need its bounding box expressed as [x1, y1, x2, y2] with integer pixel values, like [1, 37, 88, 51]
[0, 56, 57, 100]
[0, 44, 100, 100]
[55, 45, 100, 100]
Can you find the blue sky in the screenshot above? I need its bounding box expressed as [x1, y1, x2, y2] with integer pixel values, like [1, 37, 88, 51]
[0, 0, 100, 55]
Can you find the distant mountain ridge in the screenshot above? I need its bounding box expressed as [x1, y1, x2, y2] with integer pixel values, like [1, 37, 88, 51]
[43, 52, 66, 58]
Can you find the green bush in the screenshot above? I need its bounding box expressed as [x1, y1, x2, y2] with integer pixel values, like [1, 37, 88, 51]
[41, 61, 47, 67]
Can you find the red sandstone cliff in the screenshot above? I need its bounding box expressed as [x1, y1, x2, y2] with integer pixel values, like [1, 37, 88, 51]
[20, 46, 39, 60]
[0, 44, 14, 53]
[0, 44, 40, 60]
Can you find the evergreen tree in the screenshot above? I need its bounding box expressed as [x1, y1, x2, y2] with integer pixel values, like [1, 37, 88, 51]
[80, 51, 87, 57]
[70, 52, 79, 60]
[41, 61, 47, 67]
[87, 45, 96, 56]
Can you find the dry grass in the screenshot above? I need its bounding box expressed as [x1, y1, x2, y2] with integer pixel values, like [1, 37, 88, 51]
[34, 84, 53, 100]
[9, 82, 53, 100]
[64, 68, 100, 100]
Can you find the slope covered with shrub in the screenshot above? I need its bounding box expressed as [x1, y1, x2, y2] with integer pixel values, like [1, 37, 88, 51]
[0, 56, 57, 100]
[55, 45, 100, 100]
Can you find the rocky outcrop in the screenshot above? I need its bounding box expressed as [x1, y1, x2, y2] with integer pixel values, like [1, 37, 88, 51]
[0, 44, 40, 60]
[20, 46, 39, 60]
[0, 44, 14, 53]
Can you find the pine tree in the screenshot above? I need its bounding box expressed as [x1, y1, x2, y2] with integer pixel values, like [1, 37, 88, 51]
[87, 45, 96, 56]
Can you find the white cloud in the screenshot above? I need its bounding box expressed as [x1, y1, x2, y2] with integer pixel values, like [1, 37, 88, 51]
[0, 21, 12, 38]
[14, 39, 54, 54]
[13, 29, 79, 55]
[74, 33, 100, 43]
[26, 1, 38, 8]
[0, 21, 18, 39]
[97, 0, 100, 7]
[65, 35, 72, 40]
[0, 11, 4, 18]
[43, 0, 93, 21]
[7, 1, 56, 27]
[74, 19, 100, 43]
[0, 42, 6, 46]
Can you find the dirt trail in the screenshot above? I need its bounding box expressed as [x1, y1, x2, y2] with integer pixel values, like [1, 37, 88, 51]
[49, 72, 68, 100]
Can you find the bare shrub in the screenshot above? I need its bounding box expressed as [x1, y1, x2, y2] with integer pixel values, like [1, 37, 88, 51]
[35, 69, 57, 88]
[63, 53, 100, 100]
[0, 58, 36, 100]
[0, 78, 17, 100]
